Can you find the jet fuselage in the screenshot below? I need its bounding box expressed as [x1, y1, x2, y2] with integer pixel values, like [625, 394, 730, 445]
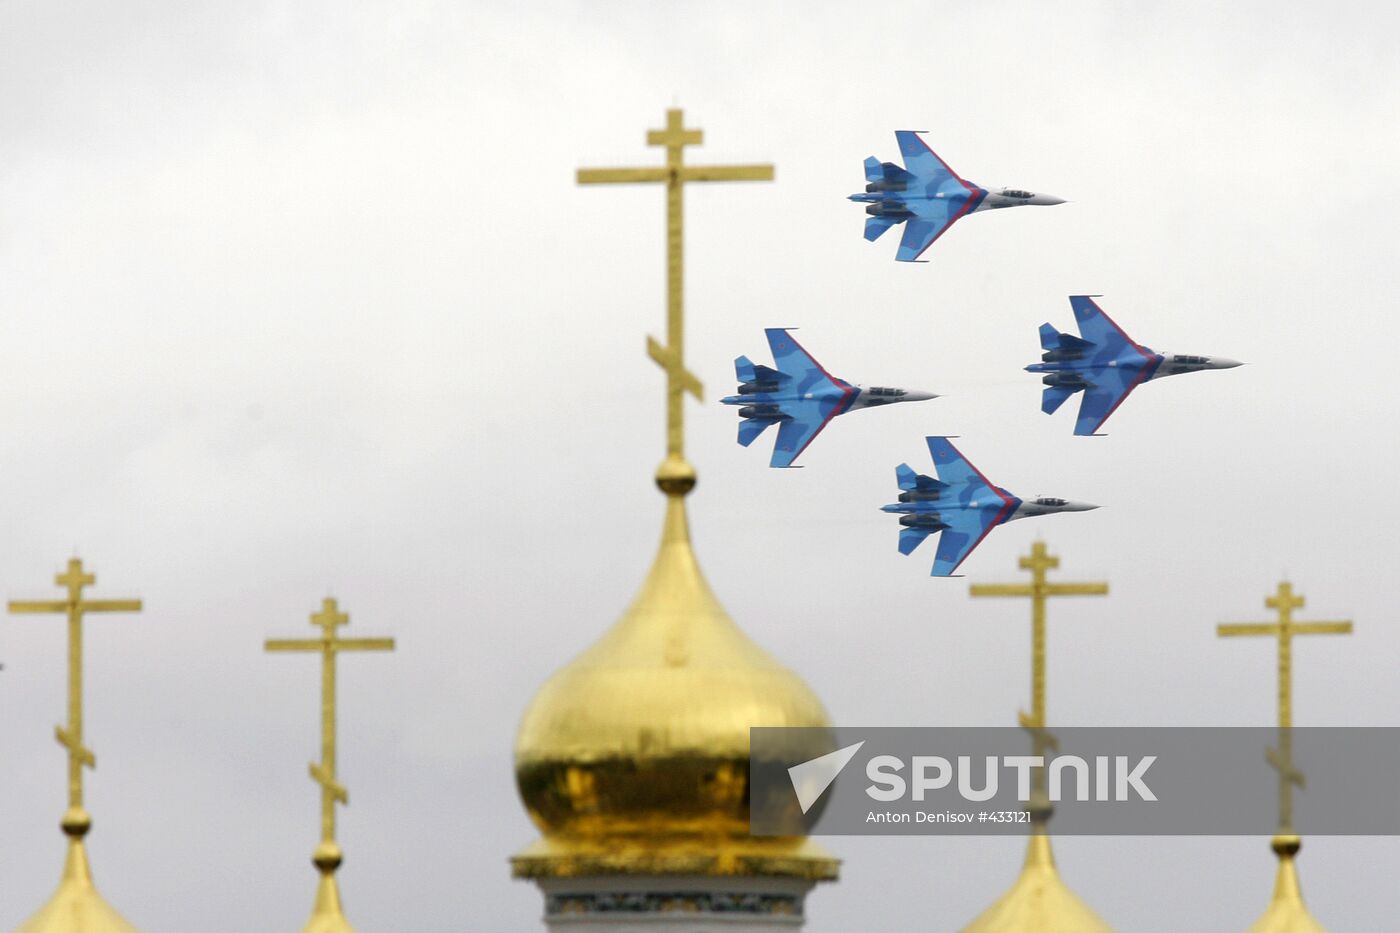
[1027, 349, 1242, 388]
[849, 184, 1064, 217]
[722, 383, 936, 416]
[882, 493, 1096, 526]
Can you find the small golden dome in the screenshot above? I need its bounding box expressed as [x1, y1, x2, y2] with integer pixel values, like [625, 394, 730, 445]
[17, 812, 141, 933]
[301, 870, 358, 933]
[1243, 835, 1328, 933]
[512, 482, 837, 880]
[961, 832, 1114, 933]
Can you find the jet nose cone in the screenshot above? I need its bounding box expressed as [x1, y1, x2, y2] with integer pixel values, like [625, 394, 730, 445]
[903, 390, 940, 402]
[1066, 500, 1100, 512]
[1211, 357, 1245, 369]
[1032, 194, 1067, 206]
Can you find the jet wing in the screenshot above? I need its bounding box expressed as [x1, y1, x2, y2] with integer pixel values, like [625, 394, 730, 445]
[926, 437, 994, 494]
[769, 398, 842, 468]
[1073, 376, 1146, 436]
[761, 329, 857, 467]
[895, 131, 962, 192]
[764, 329, 848, 394]
[931, 506, 1005, 576]
[896, 209, 958, 262]
[889, 133, 979, 261]
[1069, 296, 1140, 358]
[924, 437, 1019, 575]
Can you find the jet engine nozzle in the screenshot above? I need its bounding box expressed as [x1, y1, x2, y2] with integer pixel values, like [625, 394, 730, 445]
[866, 201, 913, 218]
[1042, 372, 1090, 388]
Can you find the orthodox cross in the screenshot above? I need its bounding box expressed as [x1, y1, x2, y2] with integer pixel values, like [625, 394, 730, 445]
[8, 557, 142, 825]
[970, 542, 1107, 812]
[578, 108, 773, 470]
[1217, 581, 1351, 832]
[266, 597, 394, 859]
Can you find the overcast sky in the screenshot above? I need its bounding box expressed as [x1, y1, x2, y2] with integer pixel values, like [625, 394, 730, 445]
[1, 2, 1398, 930]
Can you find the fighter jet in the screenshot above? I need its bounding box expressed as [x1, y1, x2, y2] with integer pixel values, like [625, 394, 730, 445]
[881, 437, 1097, 576]
[1028, 295, 1243, 436]
[848, 131, 1065, 262]
[722, 328, 937, 468]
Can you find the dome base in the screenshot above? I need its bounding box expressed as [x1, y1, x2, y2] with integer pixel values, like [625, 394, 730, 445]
[530, 874, 818, 931]
[512, 834, 838, 881]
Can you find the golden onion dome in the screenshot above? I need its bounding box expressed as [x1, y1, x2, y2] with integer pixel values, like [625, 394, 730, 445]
[961, 831, 1114, 933]
[512, 466, 837, 880]
[17, 809, 140, 933]
[1243, 835, 1328, 933]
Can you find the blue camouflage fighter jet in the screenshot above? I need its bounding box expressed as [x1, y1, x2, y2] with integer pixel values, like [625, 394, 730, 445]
[849, 131, 1065, 262]
[722, 328, 937, 468]
[1028, 295, 1243, 436]
[882, 437, 1098, 576]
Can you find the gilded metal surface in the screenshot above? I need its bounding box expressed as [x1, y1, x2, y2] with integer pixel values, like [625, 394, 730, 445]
[512, 492, 836, 880]
[15, 836, 140, 933]
[964, 543, 1113, 931]
[1242, 835, 1327, 933]
[266, 597, 393, 933]
[8, 558, 143, 933]
[1218, 583, 1348, 932]
[578, 107, 773, 470]
[960, 831, 1113, 933]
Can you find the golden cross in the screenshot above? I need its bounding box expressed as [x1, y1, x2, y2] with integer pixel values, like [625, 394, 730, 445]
[578, 108, 774, 472]
[266, 597, 394, 852]
[8, 557, 142, 819]
[970, 542, 1108, 742]
[1217, 581, 1351, 832]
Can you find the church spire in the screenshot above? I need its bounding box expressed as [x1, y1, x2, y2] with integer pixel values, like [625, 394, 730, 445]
[577, 106, 772, 489]
[9, 557, 144, 933]
[961, 542, 1114, 933]
[1218, 581, 1351, 933]
[514, 109, 836, 930]
[266, 597, 395, 933]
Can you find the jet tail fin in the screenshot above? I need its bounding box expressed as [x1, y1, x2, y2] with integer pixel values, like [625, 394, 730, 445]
[864, 157, 916, 185]
[865, 215, 900, 242]
[737, 418, 775, 448]
[1042, 385, 1078, 415]
[899, 526, 932, 556]
[735, 355, 757, 383]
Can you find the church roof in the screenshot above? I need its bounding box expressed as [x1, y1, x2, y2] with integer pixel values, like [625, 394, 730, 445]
[960, 832, 1114, 933]
[1243, 835, 1328, 933]
[512, 459, 837, 881]
[16, 812, 140, 933]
